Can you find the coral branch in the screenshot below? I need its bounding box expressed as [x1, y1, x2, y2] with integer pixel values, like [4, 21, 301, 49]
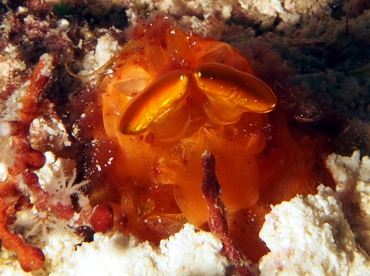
[19, 53, 57, 124]
[0, 53, 57, 271]
[201, 151, 257, 276]
[0, 199, 45, 272]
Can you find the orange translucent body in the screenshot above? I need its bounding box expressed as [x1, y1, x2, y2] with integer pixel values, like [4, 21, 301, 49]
[103, 18, 276, 226]
[100, 18, 276, 228]
[91, 18, 333, 261]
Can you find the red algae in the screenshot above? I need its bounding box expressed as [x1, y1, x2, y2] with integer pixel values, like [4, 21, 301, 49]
[0, 53, 97, 272]
[78, 17, 335, 263]
[0, 54, 56, 272]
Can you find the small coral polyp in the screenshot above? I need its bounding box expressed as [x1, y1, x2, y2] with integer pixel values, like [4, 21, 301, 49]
[100, 17, 276, 229]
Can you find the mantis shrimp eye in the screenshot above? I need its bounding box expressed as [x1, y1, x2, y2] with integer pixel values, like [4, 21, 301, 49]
[193, 62, 277, 124]
[119, 70, 191, 141]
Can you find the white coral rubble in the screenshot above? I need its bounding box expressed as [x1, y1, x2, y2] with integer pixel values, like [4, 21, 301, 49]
[45, 224, 228, 276]
[326, 151, 370, 255]
[259, 152, 370, 276]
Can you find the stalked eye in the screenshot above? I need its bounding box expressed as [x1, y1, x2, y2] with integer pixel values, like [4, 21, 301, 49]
[119, 70, 191, 140]
[193, 62, 277, 125]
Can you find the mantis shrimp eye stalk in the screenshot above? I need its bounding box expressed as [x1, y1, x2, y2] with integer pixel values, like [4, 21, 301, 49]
[193, 62, 277, 125]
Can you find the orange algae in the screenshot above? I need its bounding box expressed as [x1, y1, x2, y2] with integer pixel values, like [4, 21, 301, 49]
[83, 18, 334, 262]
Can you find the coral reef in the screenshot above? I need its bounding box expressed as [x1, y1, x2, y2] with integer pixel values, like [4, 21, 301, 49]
[1, 0, 370, 274]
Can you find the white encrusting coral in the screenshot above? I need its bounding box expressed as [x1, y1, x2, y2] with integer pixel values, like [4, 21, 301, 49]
[41, 224, 228, 276]
[79, 33, 121, 77]
[326, 151, 370, 255]
[259, 152, 370, 275]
